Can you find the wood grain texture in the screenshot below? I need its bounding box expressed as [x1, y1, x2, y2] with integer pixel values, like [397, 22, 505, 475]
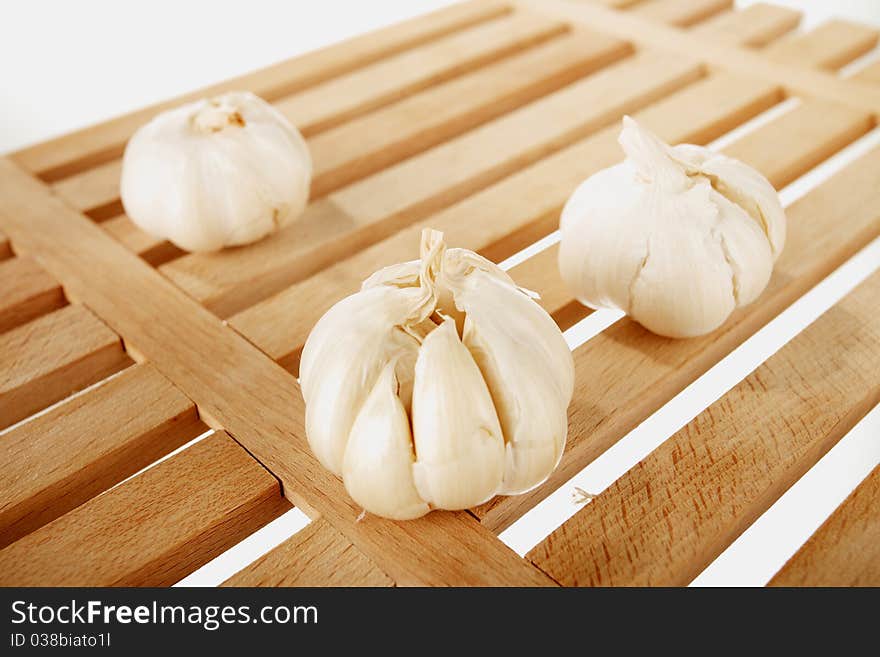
[231, 73, 781, 372]
[769, 465, 880, 587]
[273, 12, 569, 137]
[223, 519, 393, 587]
[0, 159, 552, 587]
[0, 304, 131, 429]
[763, 19, 879, 71]
[162, 52, 704, 318]
[853, 60, 880, 85]
[13, 0, 511, 181]
[528, 272, 880, 586]
[0, 363, 205, 548]
[308, 30, 631, 196]
[0, 256, 65, 333]
[102, 215, 184, 266]
[0, 433, 289, 586]
[51, 13, 575, 214]
[692, 3, 801, 47]
[632, 0, 732, 28]
[477, 139, 880, 532]
[514, 0, 880, 114]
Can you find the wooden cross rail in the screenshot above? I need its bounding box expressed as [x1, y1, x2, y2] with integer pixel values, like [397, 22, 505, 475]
[1, 0, 878, 586]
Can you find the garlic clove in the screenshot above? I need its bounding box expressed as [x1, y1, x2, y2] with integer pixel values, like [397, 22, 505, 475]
[454, 269, 574, 494]
[411, 318, 505, 509]
[300, 285, 422, 475]
[342, 362, 430, 521]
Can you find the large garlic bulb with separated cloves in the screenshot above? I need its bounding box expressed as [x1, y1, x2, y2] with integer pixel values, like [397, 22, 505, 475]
[300, 230, 574, 520]
[559, 116, 786, 338]
[120, 91, 311, 252]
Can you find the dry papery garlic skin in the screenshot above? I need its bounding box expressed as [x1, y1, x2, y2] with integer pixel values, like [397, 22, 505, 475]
[300, 230, 574, 520]
[558, 116, 786, 338]
[120, 91, 312, 253]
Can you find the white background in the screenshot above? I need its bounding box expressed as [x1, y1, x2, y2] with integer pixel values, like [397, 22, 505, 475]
[2, 1, 879, 586]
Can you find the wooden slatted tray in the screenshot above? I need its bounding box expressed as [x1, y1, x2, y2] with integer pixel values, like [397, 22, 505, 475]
[1, 0, 879, 586]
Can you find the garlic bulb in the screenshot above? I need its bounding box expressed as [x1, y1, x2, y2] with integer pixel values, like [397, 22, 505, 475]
[558, 116, 786, 338]
[300, 230, 574, 520]
[120, 91, 311, 252]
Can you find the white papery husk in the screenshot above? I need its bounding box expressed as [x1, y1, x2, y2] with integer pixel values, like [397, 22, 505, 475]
[300, 230, 575, 519]
[121, 91, 312, 252]
[559, 116, 786, 338]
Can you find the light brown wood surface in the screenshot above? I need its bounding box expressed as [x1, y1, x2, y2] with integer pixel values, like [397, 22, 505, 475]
[769, 465, 880, 587]
[0, 256, 65, 333]
[0, 433, 290, 586]
[478, 141, 880, 531]
[224, 519, 393, 587]
[161, 51, 702, 317]
[102, 215, 184, 266]
[514, 0, 880, 113]
[13, 0, 511, 180]
[528, 271, 880, 586]
[0, 159, 552, 587]
[50, 12, 577, 214]
[0, 363, 204, 548]
[763, 19, 879, 70]
[0, 231, 10, 260]
[0, 304, 131, 429]
[633, 0, 732, 28]
[231, 72, 781, 371]
[853, 60, 880, 84]
[692, 3, 801, 47]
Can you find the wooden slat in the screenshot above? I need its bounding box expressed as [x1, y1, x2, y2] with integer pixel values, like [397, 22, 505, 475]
[0, 304, 131, 429]
[632, 0, 732, 28]
[852, 60, 880, 85]
[274, 12, 569, 137]
[103, 215, 184, 266]
[769, 465, 880, 587]
[763, 19, 879, 71]
[230, 73, 781, 371]
[309, 31, 631, 196]
[0, 159, 552, 586]
[0, 363, 204, 548]
[0, 256, 65, 333]
[224, 519, 393, 587]
[51, 13, 577, 214]
[161, 51, 704, 318]
[13, 0, 511, 181]
[528, 272, 880, 586]
[479, 139, 880, 532]
[0, 433, 289, 586]
[692, 3, 801, 47]
[513, 0, 880, 114]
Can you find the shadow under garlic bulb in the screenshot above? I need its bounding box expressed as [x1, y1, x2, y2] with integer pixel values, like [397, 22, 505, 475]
[300, 230, 574, 520]
[120, 91, 312, 253]
[559, 116, 786, 338]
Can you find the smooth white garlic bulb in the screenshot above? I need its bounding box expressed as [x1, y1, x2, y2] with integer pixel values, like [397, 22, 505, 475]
[120, 91, 311, 252]
[559, 116, 786, 338]
[300, 230, 574, 520]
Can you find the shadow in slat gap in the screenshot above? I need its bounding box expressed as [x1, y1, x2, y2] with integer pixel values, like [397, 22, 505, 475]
[691, 401, 880, 587]
[175, 508, 312, 587]
[839, 44, 880, 77]
[498, 127, 880, 557]
[501, 230, 880, 557]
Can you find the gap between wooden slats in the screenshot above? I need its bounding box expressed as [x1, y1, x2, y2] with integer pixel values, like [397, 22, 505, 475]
[768, 463, 880, 587]
[0, 304, 132, 429]
[162, 51, 704, 318]
[229, 72, 781, 373]
[51, 12, 575, 215]
[527, 270, 880, 586]
[0, 432, 289, 586]
[0, 363, 206, 548]
[13, 0, 512, 181]
[0, 256, 66, 333]
[761, 18, 879, 71]
[0, 231, 11, 260]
